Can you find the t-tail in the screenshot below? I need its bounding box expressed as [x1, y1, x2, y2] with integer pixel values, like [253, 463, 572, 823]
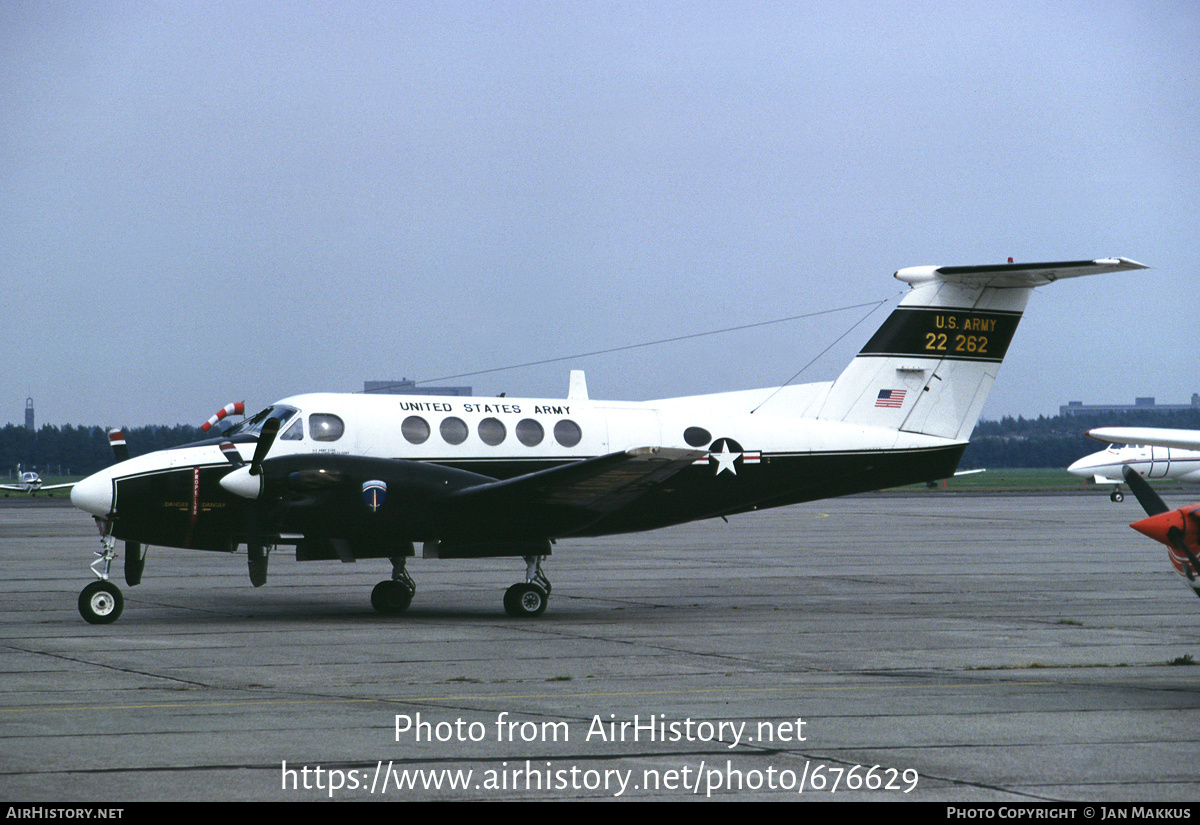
[814, 258, 1147, 441]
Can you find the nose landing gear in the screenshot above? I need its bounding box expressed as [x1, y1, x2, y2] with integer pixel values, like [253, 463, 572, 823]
[79, 524, 124, 624]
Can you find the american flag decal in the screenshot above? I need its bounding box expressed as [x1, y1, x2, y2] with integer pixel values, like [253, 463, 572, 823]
[875, 389, 907, 408]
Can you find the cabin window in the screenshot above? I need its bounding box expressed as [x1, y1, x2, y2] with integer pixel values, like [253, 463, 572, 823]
[478, 417, 506, 446]
[554, 419, 582, 448]
[516, 419, 544, 446]
[401, 416, 430, 444]
[684, 426, 711, 447]
[309, 413, 345, 442]
[440, 417, 469, 445]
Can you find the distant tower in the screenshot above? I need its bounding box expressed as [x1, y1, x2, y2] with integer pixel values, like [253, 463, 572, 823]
[24, 398, 34, 431]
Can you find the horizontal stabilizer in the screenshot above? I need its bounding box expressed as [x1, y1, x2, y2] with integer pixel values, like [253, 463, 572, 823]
[895, 258, 1147, 288]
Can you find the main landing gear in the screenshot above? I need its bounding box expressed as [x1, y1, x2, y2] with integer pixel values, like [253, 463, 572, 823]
[369, 554, 553, 618]
[1110, 488, 1125, 503]
[371, 556, 417, 614]
[504, 555, 551, 618]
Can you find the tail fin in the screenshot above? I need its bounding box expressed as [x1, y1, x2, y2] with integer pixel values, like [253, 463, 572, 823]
[814, 258, 1146, 441]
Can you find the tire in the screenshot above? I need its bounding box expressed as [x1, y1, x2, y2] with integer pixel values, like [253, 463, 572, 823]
[371, 580, 413, 614]
[79, 580, 124, 625]
[504, 583, 547, 618]
[1111, 491, 1124, 503]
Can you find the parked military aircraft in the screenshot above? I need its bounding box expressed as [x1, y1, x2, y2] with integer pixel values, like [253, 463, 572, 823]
[69, 257, 1146, 624]
[1120, 466, 1200, 601]
[1068, 427, 1200, 501]
[1, 465, 73, 496]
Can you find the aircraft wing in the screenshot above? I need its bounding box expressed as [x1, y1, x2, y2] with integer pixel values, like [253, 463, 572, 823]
[1087, 428, 1200, 451]
[245, 447, 706, 541]
[0, 482, 73, 492]
[439, 447, 706, 534]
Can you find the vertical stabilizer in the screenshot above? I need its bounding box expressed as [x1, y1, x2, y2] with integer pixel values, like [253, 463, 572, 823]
[814, 258, 1146, 441]
[568, 370, 589, 400]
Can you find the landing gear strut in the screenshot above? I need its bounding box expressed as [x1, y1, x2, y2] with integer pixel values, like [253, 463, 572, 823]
[504, 555, 550, 618]
[79, 522, 124, 624]
[371, 556, 416, 614]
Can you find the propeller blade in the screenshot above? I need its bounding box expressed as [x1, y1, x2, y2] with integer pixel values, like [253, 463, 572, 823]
[247, 543, 269, 587]
[107, 429, 130, 463]
[250, 417, 281, 476]
[219, 441, 245, 469]
[1122, 465, 1168, 516]
[124, 542, 146, 586]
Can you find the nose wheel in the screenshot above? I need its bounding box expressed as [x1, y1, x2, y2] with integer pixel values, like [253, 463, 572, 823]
[79, 580, 123, 624]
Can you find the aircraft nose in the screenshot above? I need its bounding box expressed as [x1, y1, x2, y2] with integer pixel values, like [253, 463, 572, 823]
[71, 469, 114, 517]
[1066, 456, 1092, 476]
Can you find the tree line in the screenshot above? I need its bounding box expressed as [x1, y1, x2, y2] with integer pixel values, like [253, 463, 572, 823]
[0, 424, 205, 478]
[960, 408, 1200, 469]
[3, 408, 1200, 478]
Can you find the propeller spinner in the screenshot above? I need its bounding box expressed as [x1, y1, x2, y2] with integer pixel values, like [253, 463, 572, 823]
[218, 417, 281, 499]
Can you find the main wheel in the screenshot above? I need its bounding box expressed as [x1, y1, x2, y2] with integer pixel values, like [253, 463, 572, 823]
[503, 583, 547, 618]
[371, 580, 413, 614]
[1111, 491, 1124, 503]
[79, 580, 124, 625]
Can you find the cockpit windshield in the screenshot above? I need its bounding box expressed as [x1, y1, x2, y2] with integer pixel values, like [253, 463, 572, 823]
[223, 405, 299, 437]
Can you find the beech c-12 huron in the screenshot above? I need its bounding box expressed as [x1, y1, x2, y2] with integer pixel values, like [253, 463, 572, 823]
[69, 257, 1146, 624]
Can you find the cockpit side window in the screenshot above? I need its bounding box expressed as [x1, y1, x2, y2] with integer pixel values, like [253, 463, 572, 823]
[310, 413, 345, 442]
[279, 417, 304, 441]
[224, 405, 298, 437]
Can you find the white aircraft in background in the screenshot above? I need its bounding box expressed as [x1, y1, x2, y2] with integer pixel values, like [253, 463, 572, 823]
[0, 465, 74, 495]
[68, 257, 1146, 624]
[1068, 427, 1200, 502]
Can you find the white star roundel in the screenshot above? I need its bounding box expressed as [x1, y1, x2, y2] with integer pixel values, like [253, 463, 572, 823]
[708, 437, 744, 476]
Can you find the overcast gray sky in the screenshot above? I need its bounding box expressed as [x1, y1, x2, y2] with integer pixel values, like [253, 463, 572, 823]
[3, 1, 1197, 428]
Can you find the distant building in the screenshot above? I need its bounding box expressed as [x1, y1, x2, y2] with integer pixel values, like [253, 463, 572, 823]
[1060, 394, 1200, 416]
[24, 398, 34, 431]
[364, 379, 472, 397]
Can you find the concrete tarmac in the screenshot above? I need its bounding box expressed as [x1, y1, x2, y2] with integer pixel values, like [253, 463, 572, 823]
[1, 492, 1197, 802]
